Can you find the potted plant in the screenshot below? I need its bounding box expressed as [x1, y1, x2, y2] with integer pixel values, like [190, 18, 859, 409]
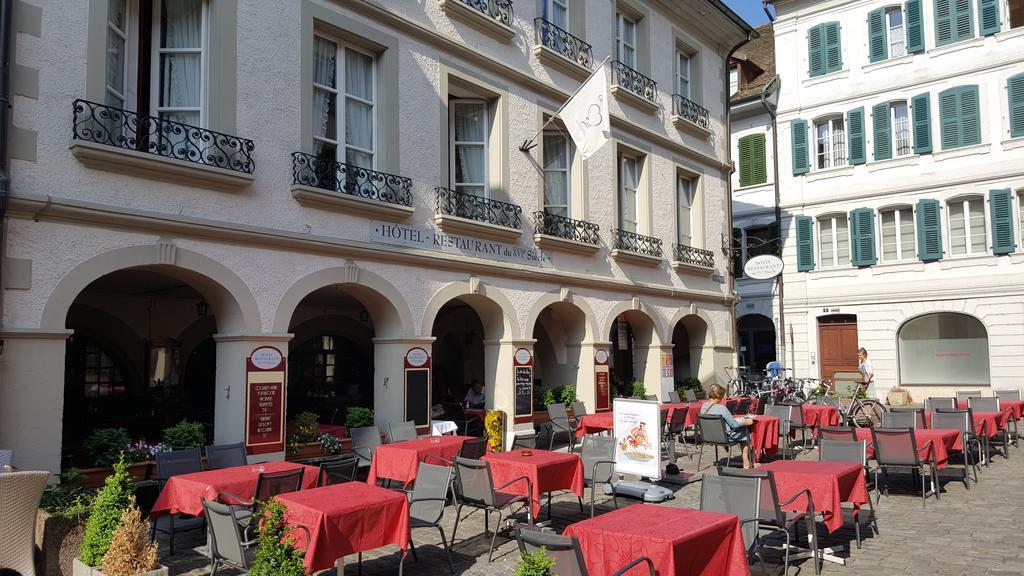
[677, 377, 704, 400]
[345, 407, 375, 428]
[285, 411, 324, 459]
[161, 420, 206, 450]
[631, 380, 647, 399]
[76, 429, 157, 489]
[248, 499, 306, 576]
[886, 386, 913, 406]
[96, 498, 165, 576]
[37, 468, 94, 576]
[513, 546, 555, 576]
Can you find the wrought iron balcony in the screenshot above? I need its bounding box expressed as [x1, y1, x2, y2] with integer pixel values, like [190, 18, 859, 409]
[435, 187, 522, 229]
[459, 0, 514, 28]
[611, 60, 658, 105]
[673, 243, 715, 269]
[611, 229, 662, 257]
[672, 94, 711, 131]
[71, 99, 254, 174]
[533, 211, 600, 244]
[534, 18, 593, 69]
[292, 152, 412, 207]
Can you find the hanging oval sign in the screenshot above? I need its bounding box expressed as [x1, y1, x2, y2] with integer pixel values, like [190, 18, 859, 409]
[743, 254, 785, 280]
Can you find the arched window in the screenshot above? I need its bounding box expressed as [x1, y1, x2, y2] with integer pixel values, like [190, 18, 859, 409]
[898, 313, 989, 386]
[69, 335, 128, 398]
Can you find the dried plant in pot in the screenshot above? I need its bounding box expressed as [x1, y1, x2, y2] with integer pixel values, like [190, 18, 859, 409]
[886, 386, 913, 406]
[73, 496, 167, 576]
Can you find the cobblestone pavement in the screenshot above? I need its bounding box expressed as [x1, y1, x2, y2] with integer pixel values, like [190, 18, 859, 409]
[163, 436, 1024, 576]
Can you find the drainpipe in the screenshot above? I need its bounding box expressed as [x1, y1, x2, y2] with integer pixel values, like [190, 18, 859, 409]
[0, 0, 12, 315]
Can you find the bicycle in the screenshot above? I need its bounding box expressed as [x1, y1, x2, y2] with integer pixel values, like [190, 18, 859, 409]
[828, 379, 886, 427]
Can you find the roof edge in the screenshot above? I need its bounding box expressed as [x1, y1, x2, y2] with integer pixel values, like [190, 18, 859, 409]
[704, 0, 758, 36]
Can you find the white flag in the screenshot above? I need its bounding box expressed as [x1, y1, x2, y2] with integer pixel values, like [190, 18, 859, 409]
[559, 63, 611, 160]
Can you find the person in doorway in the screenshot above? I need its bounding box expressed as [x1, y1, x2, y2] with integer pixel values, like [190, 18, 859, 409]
[464, 379, 485, 409]
[857, 348, 874, 385]
[700, 383, 756, 469]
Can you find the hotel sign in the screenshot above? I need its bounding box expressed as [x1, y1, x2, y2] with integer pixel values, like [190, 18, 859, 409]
[370, 221, 552, 267]
[743, 254, 785, 280]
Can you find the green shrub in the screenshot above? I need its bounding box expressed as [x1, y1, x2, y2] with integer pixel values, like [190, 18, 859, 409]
[539, 387, 556, 408]
[513, 546, 555, 576]
[41, 468, 94, 519]
[84, 428, 131, 468]
[558, 384, 577, 405]
[680, 377, 702, 391]
[631, 380, 646, 399]
[79, 456, 135, 566]
[248, 499, 306, 576]
[345, 407, 375, 429]
[291, 411, 320, 442]
[161, 420, 206, 450]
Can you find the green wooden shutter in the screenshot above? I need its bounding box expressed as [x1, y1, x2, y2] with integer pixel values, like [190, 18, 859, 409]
[738, 135, 753, 187]
[796, 216, 815, 271]
[824, 22, 843, 73]
[912, 92, 932, 153]
[935, 0, 955, 45]
[979, 0, 1001, 34]
[1010, 73, 1024, 138]
[873, 102, 892, 160]
[751, 133, 767, 185]
[916, 198, 943, 261]
[939, 87, 961, 149]
[990, 189, 1015, 254]
[847, 107, 866, 165]
[868, 8, 888, 63]
[791, 119, 809, 175]
[940, 86, 981, 150]
[732, 227, 744, 276]
[959, 86, 981, 146]
[905, 0, 925, 53]
[850, 208, 877, 266]
[808, 24, 824, 77]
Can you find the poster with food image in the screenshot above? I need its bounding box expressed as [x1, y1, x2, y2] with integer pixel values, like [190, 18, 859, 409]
[612, 398, 662, 480]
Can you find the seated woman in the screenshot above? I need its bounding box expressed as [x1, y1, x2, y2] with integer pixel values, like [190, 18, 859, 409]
[699, 383, 756, 469]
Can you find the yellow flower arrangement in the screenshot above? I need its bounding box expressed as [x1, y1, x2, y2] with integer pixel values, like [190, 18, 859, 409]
[484, 410, 506, 453]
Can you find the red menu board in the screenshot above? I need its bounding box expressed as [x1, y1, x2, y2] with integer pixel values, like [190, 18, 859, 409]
[245, 346, 286, 455]
[595, 347, 610, 411]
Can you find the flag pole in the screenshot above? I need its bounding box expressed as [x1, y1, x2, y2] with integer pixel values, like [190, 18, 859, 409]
[518, 55, 612, 153]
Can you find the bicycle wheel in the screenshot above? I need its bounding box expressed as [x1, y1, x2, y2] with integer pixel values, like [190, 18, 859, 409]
[850, 399, 886, 428]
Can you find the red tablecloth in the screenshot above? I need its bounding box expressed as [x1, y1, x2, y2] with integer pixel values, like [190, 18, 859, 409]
[482, 449, 584, 517]
[748, 415, 779, 461]
[576, 413, 615, 437]
[366, 435, 470, 487]
[924, 410, 1008, 438]
[278, 482, 409, 572]
[150, 461, 320, 518]
[689, 398, 760, 427]
[662, 402, 690, 424]
[955, 400, 1024, 421]
[564, 504, 751, 576]
[760, 460, 869, 534]
[854, 428, 960, 468]
[801, 404, 841, 430]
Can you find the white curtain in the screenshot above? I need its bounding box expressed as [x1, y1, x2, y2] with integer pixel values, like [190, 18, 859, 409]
[619, 156, 637, 232]
[344, 48, 374, 167]
[105, 0, 126, 108]
[677, 178, 692, 245]
[161, 0, 202, 125]
[453, 101, 486, 195]
[312, 37, 337, 158]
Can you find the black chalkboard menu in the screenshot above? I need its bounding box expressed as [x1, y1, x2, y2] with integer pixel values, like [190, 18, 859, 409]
[405, 368, 430, 426]
[515, 365, 533, 417]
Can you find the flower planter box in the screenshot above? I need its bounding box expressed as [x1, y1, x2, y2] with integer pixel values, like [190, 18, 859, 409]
[74, 461, 153, 489]
[36, 510, 87, 576]
[73, 558, 168, 576]
[887, 389, 912, 406]
[286, 438, 353, 462]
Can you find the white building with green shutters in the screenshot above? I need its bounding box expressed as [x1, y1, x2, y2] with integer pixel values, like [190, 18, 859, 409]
[770, 0, 1024, 398]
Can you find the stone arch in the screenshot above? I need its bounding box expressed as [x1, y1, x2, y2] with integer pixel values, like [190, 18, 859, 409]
[668, 307, 719, 348]
[272, 267, 413, 337]
[524, 291, 598, 343]
[420, 281, 519, 340]
[42, 245, 260, 334]
[602, 299, 667, 346]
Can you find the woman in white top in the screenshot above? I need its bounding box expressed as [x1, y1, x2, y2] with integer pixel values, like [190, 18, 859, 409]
[857, 348, 874, 384]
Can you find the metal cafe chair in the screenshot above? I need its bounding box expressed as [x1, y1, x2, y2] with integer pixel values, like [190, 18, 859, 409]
[764, 404, 794, 459]
[350, 425, 382, 471]
[515, 523, 656, 576]
[218, 467, 306, 526]
[956, 390, 982, 402]
[151, 448, 205, 554]
[930, 409, 981, 489]
[882, 409, 925, 429]
[408, 462, 456, 573]
[684, 389, 698, 402]
[451, 457, 533, 562]
[924, 397, 957, 411]
[388, 420, 419, 443]
[317, 454, 359, 486]
[870, 428, 938, 507]
[545, 403, 577, 452]
[818, 439, 878, 548]
[205, 442, 247, 470]
[578, 435, 618, 518]
[458, 436, 489, 460]
[202, 497, 260, 575]
[696, 414, 747, 470]
[817, 425, 856, 443]
[968, 397, 1014, 454]
[667, 390, 681, 403]
[511, 432, 539, 449]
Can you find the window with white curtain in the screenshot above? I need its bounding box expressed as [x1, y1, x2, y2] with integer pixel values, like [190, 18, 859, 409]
[815, 117, 847, 169]
[891, 101, 911, 156]
[618, 153, 640, 232]
[1019, 193, 1024, 248]
[105, 0, 129, 109]
[450, 99, 489, 198]
[818, 214, 850, 267]
[887, 7, 906, 58]
[312, 36, 376, 170]
[729, 67, 738, 95]
[545, 0, 569, 29]
[881, 206, 915, 261]
[948, 196, 986, 256]
[542, 132, 571, 217]
[616, 13, 636, 68]
[677, 176, 694, 246]
[676, 51, 690, 98]
[154, 0, 205, 126]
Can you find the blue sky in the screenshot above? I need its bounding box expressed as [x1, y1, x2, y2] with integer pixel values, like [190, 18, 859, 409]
[724, 0, 772, 27]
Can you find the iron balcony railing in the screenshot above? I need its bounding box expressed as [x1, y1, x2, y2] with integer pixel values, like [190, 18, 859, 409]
[72, 99, 254, 174]
[611, 229, 663, 257]
[435, 187, 522, 229]
[611, 60, 658, 105]
[533, 211, 600, 244]
[672, 94, 711, 131]
[460, 0, 514, 28]
[673, 243, 715, 269]
[534, 18, 594, 69]
[292, 152, 413, 207]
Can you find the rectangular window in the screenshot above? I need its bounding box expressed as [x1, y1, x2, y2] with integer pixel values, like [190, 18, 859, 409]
[154, 0, 205, 126]
[939, 85, 981, 150]
[1012, 0, 1024, 28]
[949, 197, 986, 255]
[887, 8, 907, 57]
[819, 215, 850, 267]
[815, 117, 847, 169]
[676, 51, 690, 98]
[881, 207, 916, 261]
[546, 0, 569, 29]
[450, 99, 489, 198]
[542, 132, 570, 217]
[935, 0, 974, 45]
[618, 153, 639, 232]
[1020, 193, 1024, 246]
[747, 225, 777, 258]
[616, 13, 636, 69]
[677, 176, 693, 246]
[892, 102, 912, 156]
[313, 37, 377, 170]
[105, 0, 129, 109]
[729, 67, 738, 95]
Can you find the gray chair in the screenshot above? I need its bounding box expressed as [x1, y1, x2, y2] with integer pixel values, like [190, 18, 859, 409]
[514, 524, 655, 576]
[388, 420, 419, 443]
[577, 435, 618, 518]
[924, 397, 956, 411]
[644, 394, 658, 401]
[205, 442, 247, 470]
[663, 405, 689, 461]
[781, 402, 811, 448]
[818, 439, 878, 549]
[967, 397, 1000, 413]
[967, 397, 1013, 456]
[882, 409, 924, 429]
[408, 462, 456, 573]
[151, 448, 205, 554]
[452, 457, 533, 562]
[956, 390, 982, 401]
[544, 403, 577, 452]
[0, 449, 12, 467]
[219, 467, 306, 522]
[351, 426, 382, 471]
[994, 389, 1021, 401]
[817, 425, 856, 443]
[571, 401, 588, 419]
[696, 414, 746, 470]
[930, 409, 981, 488]
[202, 497, 259, 575]
[317, 454, 358, 486]
[684, 389, 698, 402]
[870, 428, 938, 507]
[511, 432, 538, 449]
[764, 404, 794, 459]
[458, 436, 489, 460]
[667, 390, 681, 403]
[701, 474, 787, 576]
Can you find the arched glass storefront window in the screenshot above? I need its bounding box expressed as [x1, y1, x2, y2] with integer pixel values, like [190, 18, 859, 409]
[898, 313, 989, 385]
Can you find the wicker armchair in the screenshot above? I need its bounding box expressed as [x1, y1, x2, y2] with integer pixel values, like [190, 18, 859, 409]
[0, 471, 50, 576]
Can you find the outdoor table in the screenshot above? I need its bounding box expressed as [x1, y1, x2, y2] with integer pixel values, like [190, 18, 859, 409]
[563, 504, 751, 576]
[746, 414, 779, 462]
[367, 435, 470, 487]
[278, 481, 409, 573]
[853, 428, 960, 468]
[688, 398, 760, 427]
[801, 404, 841, 430]
[575, 413, 614, 438]
[956, 400, 1024, 420]
[924, 410, 1008, 438]
[431, 420, 459, 435]
[150, 461, 319, 518]
[482, 449, 584, 518]
[759, 460, 869, 534]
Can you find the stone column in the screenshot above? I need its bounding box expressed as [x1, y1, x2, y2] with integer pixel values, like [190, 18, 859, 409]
[640, 344, 675, 401]
[0, 329, 73, 475]
[486, 338, 536, 449]
[371, 337, 435, 429]
[574, 341, 611, 412]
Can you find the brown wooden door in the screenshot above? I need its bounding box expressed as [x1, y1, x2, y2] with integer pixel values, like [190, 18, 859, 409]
[818, 320, 859, 382]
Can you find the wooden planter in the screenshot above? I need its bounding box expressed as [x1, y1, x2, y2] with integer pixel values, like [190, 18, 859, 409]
[887, 389, 912, 406]
[286, 438, 353, 462]
[73, 558, 168, 576]
[36, 510, 87, 576]
[74, 461, 153, 489]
